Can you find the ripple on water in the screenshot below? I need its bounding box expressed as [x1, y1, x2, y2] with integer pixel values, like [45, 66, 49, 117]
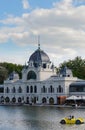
[0, 106, 85, 130]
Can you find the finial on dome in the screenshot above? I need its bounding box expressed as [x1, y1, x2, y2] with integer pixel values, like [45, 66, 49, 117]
[38, 35, 40, 50]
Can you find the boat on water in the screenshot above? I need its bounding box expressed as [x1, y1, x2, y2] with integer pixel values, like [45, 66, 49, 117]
[60, 115, 84, 124]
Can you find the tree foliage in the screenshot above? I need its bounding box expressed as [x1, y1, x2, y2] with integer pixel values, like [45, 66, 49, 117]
[0, 66, 8, 84]
[59, 56, 85, 79]
[0, 56, 85, 84]
[0, 62, 23, 84]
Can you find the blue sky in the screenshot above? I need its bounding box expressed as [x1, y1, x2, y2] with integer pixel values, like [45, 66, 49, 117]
[0, 0, 58, 17]
[0, 0, 85, 66]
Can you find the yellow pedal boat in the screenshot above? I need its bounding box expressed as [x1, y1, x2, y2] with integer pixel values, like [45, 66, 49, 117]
[60, 115, 84, 124]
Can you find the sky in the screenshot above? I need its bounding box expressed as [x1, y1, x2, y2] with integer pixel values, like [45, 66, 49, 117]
[0, 0, 85, 66]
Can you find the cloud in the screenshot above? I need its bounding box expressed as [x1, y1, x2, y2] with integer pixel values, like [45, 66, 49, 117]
[53, 0, 73, 11]
[0, 0, 85, 65]
[22, 0, 30, 9]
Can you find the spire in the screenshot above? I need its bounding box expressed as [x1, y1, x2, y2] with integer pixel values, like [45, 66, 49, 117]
[38, 35, 40, 50]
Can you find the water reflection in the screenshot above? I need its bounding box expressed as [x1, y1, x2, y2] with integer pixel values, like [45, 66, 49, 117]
[0, 106, 85, 130]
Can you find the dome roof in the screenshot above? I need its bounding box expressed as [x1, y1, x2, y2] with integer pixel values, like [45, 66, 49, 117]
[29, 48, 50, 64]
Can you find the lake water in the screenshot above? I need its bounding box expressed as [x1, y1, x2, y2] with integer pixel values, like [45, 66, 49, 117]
[0, 105, 85, 130]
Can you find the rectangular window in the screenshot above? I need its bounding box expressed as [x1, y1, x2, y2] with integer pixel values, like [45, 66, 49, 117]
[0, 88, 4, 93]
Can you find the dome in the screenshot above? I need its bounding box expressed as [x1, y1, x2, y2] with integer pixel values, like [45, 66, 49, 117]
[29, 48, 50, 65]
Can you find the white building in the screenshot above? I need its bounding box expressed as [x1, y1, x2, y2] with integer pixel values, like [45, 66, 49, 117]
[0, 45, 85, 105]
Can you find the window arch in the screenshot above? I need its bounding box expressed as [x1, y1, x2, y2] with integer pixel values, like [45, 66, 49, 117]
[12, 87, 16, 93]
[26, 86, 29, 93]
[18, 86, 22, 93]
[27, 71, 37, 80]
[49, 97, 54, 104]
[5, 97, 10, 103]
[18, 97, 22, 103]
[50, 85, 54, 93]
[6, 87, 10, 93]
[34, 86, 37, 93]
[30, 86, 33, 93]
[43, 63, 46, 68]
[12, 97, 16, 103]
[50, 85, 52, 93]
[43, 86, 45, 93]
[42, 86, 47, 93]
[42, 97, 47, 103]
[57, 85, 63, 93]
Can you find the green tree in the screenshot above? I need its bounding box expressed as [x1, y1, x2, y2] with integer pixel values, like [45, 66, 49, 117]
[0, 62, 23, 82]
[0, 66, 8, 84]
[59, 56, 85, 79]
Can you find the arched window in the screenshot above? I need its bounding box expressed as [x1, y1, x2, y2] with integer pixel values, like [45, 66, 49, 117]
[50, 85, 54, 93]
[58, 85, 63, 93]
[59, 85, 61, 93]
[26, 86, 29, 93]
[41, 86, 47, 93]
[6, 87, 10, 93]
[12, 97, 16, 103]
[27, 71, 37, 80]
[18, 86, 22, 93]
[49, 97, 54, 104]
[42, 97, 47, 103]
[34, 86, 37, 93]
[5, 97, 10, 103]
[43, 63, 46, 68]
[18, 97, 22, 103]
[12, 87, 16, 93]
[43, 86, 47, 93]
[30, 86, 33, 93]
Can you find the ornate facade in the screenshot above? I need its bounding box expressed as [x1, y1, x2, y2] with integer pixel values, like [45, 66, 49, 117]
[0, 45, 84, 105]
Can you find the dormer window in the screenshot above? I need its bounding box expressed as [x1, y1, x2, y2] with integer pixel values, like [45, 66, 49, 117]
[60, 66, 73, 77]
[43, 64, 46, 68]
[34, 63, 37, 67]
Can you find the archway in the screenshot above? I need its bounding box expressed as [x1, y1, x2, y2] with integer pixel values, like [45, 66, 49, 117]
[5, 97, 10, 103]
[49, 97, 54, 104]
[42, 97, 47, 104]
[18, 97, 22, 103]
[12, 97, 16, 103]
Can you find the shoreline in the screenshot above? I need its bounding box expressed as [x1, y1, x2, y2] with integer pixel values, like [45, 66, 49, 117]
[0, 103, 85, 109]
